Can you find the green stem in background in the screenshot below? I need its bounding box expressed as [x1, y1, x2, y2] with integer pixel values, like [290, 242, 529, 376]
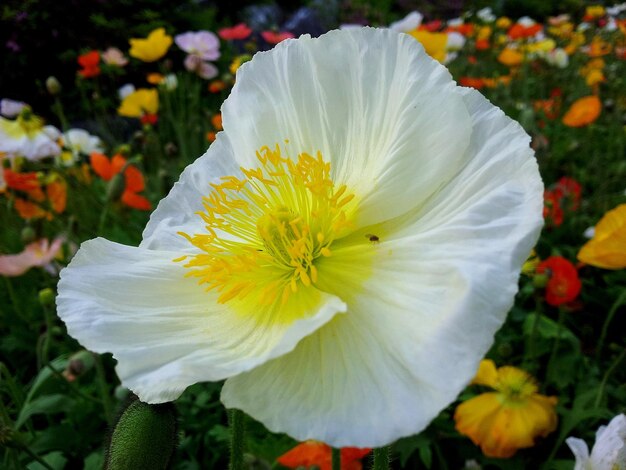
[546, 306, 566, 383]
[52, 97, 69, 132]
[523, 296, 543, 371]
[372, 446, 390, 470]
[594, 346, 626, 408]
[94, 354, 114, 424]
[3, 277, 24, 317]
[331, 447, 341, 470]
[596, 290, 626, 361]
[97, 201, 110, 235]
[228, 409, 245, 470]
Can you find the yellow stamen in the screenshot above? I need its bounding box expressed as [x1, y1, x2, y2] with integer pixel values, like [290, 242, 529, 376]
[178, 144, 356, 308]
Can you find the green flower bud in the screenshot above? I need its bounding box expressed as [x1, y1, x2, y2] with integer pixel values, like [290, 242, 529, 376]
[38, 288, 56, 307]
[21, 226, 36, 244]
[106, 173, 126, 202]
[106, 399, 177, 470]
[46, 76, 62, 95]
[65, 350, 95, 379]
[533, 273, 549, 289]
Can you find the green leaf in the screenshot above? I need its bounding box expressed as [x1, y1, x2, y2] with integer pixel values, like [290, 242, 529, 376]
[16, 394, 73, 429]
[26, 451, 67, 470]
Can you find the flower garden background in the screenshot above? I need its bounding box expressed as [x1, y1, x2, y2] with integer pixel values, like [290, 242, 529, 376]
[1, 1, 625, 469]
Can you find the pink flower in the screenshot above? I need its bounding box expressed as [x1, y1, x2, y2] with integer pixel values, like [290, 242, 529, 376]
[218, 23, 252, 40]
[261, 30, 295, 44]
[175, 31, 220, 61]
[0, 238, 64, 277]
[183, 55, 218, 80]
[101, 47, 128, 67]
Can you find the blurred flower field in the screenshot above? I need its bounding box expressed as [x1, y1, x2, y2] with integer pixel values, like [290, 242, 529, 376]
[1, 2, 625, 469]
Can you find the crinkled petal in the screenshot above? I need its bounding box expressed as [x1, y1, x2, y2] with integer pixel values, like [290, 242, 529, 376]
[221, 28, 472, 227]
[222, 86, 542, 447]
[56, 238, 346, 403]
[140, 133, 239, 252]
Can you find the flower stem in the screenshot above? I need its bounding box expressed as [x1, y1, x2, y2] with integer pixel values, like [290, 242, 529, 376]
[228, 409, 246, 470]
[372, 446, 390, 470]
[94, 354, 114, 424]
[596, 290, 626, 361]
[331, 447, 341, 470]
[594, 346, 626, 408]
[546, 306, 566, 383]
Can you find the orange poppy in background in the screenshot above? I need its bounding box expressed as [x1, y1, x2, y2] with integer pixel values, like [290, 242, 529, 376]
[277, 441, 371, 470]
[78, 50, 101, 78]
[562, 96, 601, 127]
[498, 48, 523, 67]
[89, 152, 151, 210]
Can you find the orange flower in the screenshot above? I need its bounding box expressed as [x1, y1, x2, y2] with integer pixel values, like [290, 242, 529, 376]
[46, 179, 67, 214]
[14, 198, 49, 220]
[498, 48, 523, 67]
[78, 50, 101, 78]
[211, 113, 222, 131]
[578, 204, 626, 269]
[277, 441, 371, 470]
[89, 152, 151, 210]
[209, 80, 226, 93]
[3, 169, 40, 192]
[562, 96, 601, 127]
[475, 38, 490, 50]
[454, 360, 558, 458]
[459, 77, 485, 90]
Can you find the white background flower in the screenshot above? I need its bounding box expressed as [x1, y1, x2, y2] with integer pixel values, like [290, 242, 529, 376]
[567, 414, 626, 470]
[57, 28, 543, 447]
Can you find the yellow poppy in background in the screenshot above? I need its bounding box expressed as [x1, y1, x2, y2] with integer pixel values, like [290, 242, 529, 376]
[408, 30, 448, 62]
[455, 360, 558, 458]
[129, 28, 173, 62]
[578, 204, 626, 269]
[118, 88, 159, 118]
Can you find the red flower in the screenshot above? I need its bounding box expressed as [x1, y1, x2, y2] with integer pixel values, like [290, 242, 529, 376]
[420, 20, 442, 32]
[218, 23, 252, 41]
[445, 23, 474, 36]
[261, 30, 295, 44]
[543, 190, 564, 227]
[507, 23, 543, 39]
[555, 177, 582, 210]
[459, 77, 485, 90]
[277, 441, 371, 470]
[78, 50, 101, 78]
[3, 169, 40, 192]
[536, 256, 582, 306]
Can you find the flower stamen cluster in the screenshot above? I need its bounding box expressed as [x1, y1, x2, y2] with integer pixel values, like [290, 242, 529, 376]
[178, 144, 355, 306]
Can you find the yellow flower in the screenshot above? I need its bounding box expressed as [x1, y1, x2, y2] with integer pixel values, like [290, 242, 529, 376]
[455, 360, 558, 458]
[229, 54, 252, 75]
[585, 5, 606, 19]
[526, 39, 556, 55]
[129, 28, 173, 62]
[521, 249, 540, 275]
[496, 17, 512, 29]
[578, 204, 626, 269]
[408, 30, 448, 62]
[118, 88, 159, 118]
[477, 26, 492, 40]
[498, 48, 524, 67]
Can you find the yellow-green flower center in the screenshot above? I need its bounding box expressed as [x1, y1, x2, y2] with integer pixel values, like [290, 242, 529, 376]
[0, 107, 45, 139]
[494, 366, 538, 406]
[178, 144, 356, 307]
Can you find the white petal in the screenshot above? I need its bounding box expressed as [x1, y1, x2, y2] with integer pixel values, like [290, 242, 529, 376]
[590, 414, 626, 470]
[140, 133, 239, 252]
[57, 238, 346, 404]
[566, 437, 590, 470]
[221, 27, 472, 227]
[222, 88, 543, 447]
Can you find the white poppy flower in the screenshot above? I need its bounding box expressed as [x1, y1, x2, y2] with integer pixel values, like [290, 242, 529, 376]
[566, 414, 626, 470]
[389, 11, 423, 32]
[0, 108, 61, 161]
[477, 7, 496, 22]
[0, 98, 26, 118]
[62, 128, 104, 162]
[56, 28, 543, 447]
